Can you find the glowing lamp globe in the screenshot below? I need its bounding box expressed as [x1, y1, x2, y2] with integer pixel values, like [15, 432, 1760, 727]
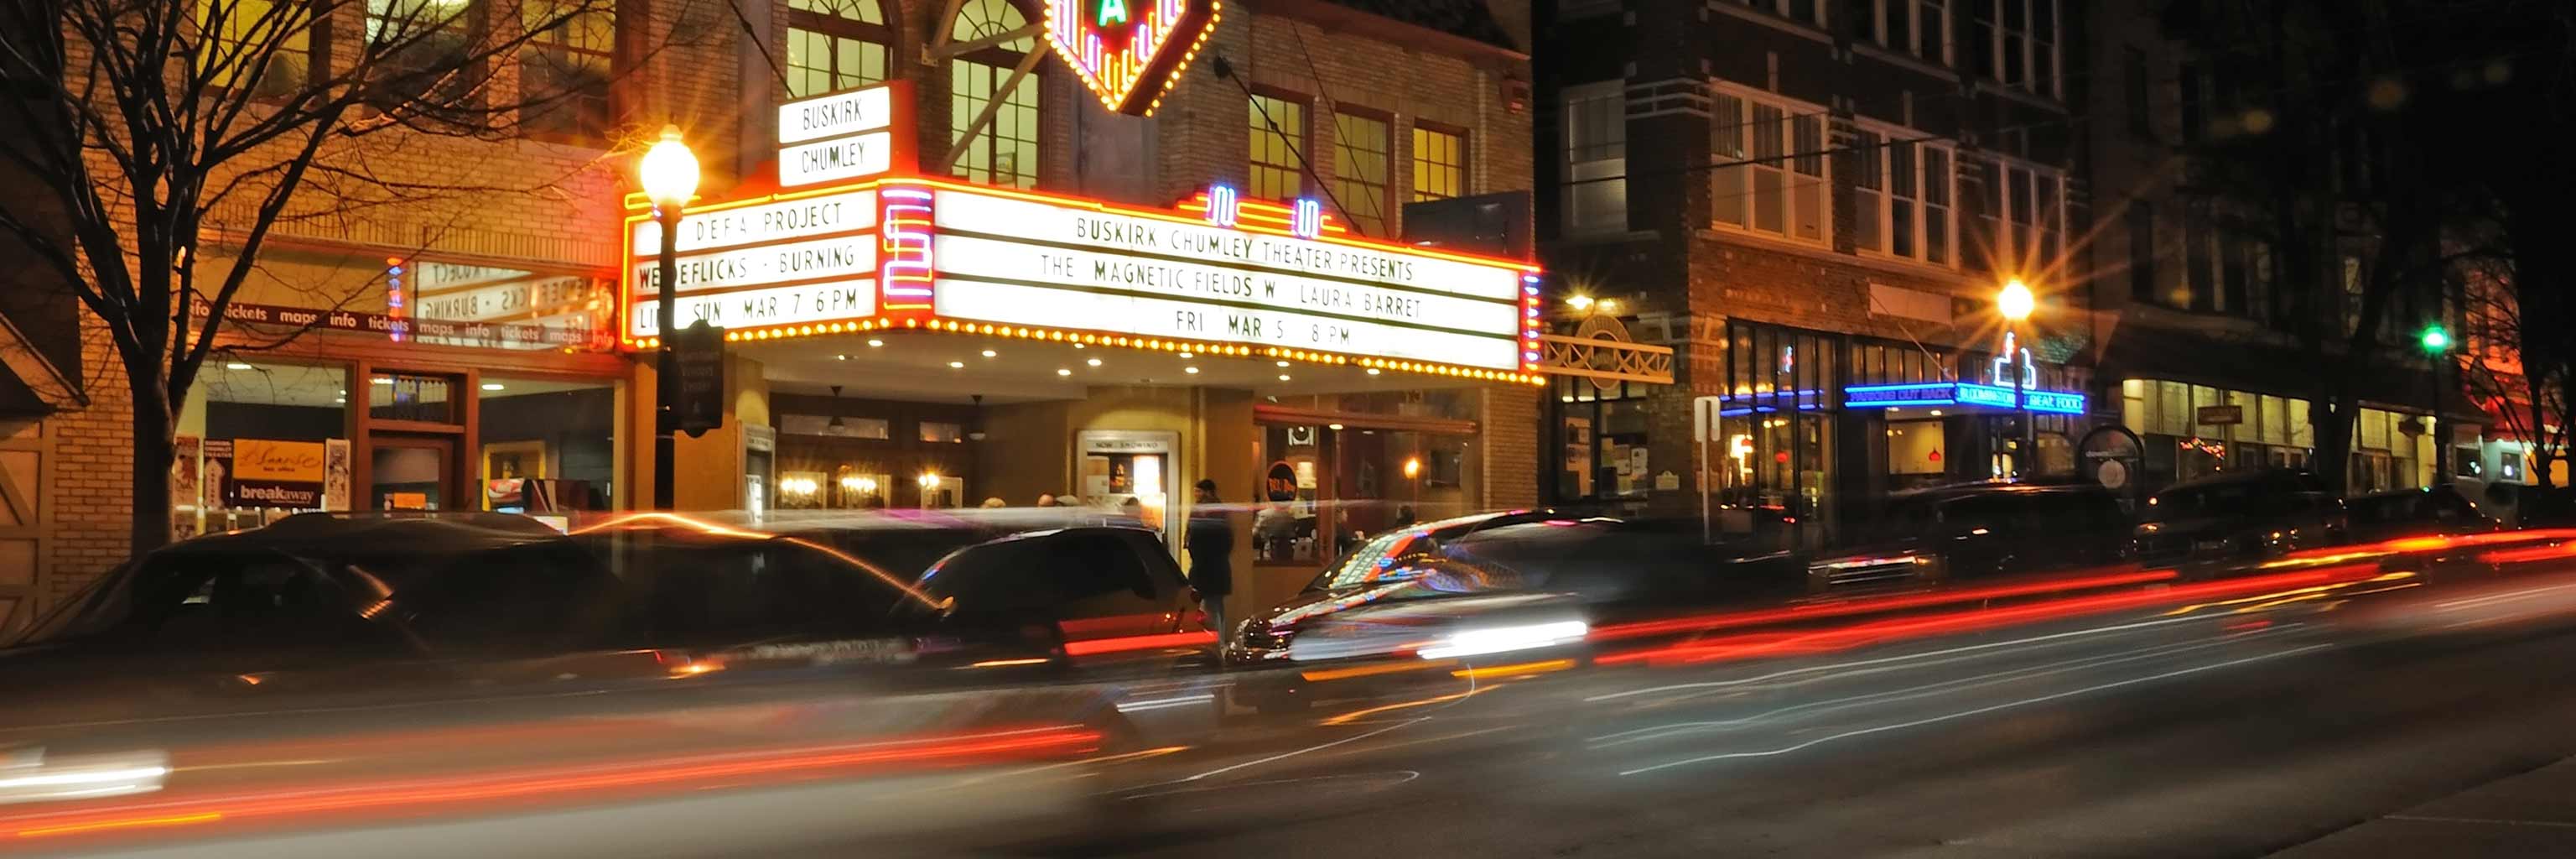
[639, 126, 699, 208]
[1997, 279, 2036, 322]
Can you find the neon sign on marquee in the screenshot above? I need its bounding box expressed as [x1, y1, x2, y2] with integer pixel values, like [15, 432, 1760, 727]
[1043, 0, 1220, 116]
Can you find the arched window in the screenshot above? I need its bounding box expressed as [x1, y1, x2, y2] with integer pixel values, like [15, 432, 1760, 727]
[787, 0, 890, 98]
[948, 0, 1038, 188]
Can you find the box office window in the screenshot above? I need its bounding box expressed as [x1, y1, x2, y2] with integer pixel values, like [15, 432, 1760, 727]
[477, 375, 615, 513]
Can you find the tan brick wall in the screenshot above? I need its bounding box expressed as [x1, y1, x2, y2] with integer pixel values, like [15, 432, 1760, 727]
[45, 324, 137, 597]
[1482, 387, 1541, 508]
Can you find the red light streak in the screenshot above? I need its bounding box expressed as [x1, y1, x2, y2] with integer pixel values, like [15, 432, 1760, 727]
[1596, 564, 2381, 668]
[2, 726, 1098, 841]
[1062, 630, 1216, 656]
[1590, 567, 2183, 642]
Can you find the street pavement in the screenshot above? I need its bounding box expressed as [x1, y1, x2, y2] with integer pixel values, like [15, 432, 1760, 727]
[39, 560, 2576, 858]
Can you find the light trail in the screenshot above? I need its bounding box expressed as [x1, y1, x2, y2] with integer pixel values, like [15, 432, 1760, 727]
[1618, 643, 2334, 776]
[1590, 631, 2275, 747]
[1585, 614, 2214, 702]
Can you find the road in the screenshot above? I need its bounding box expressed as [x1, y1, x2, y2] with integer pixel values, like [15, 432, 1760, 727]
[1025, 569, 2576, 858]
[35, 555, 2576, 858]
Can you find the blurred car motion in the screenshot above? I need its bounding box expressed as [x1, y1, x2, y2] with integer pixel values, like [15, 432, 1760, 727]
[1225, 511, 1801, 711]
[2132, 470, 2349, 569]
[1805, 481, 2131, 591]
[0, 512, 1228, 846]
[2345, 484, 2500, 544]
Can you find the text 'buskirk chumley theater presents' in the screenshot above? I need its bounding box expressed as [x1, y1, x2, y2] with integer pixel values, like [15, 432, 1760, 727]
[624, 81, 1548, 566]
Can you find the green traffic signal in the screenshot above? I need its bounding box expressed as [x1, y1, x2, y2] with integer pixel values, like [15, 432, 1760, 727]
[2419, 325, 2450, 354]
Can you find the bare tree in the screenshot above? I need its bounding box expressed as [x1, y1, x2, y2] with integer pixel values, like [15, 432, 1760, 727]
[0, 0, 686, 555]
[2181, 0, 2491, 492]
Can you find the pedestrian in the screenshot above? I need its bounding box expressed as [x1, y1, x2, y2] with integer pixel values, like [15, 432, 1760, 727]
[1185, 479, 1234, 637]
[1036, 492, 1059, 508]
[979, 497, 1007, 508]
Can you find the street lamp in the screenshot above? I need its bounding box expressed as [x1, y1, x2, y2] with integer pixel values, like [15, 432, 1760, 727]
[2422, 324, 2452, 485]
[1998, 279, 2037, 479]
[640, 125, 699, 510]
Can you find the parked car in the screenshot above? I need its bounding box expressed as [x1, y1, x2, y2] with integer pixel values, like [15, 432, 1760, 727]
[0, 513, 1217, 845]
[2345, 484, 2501, 544]
[2131, 470, 2348, 569]
[1806, 482, 2132, 591]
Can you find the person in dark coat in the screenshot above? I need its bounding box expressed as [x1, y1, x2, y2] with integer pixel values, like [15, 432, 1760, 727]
[1185, 479, 1235, 636]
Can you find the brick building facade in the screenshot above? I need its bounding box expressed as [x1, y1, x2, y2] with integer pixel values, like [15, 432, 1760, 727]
[1535, 0, 2090, 546]
[0, 0, 1540, 629]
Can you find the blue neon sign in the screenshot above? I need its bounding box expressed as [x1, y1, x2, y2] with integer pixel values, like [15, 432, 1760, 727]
[1837, 382, 2088, 414]
[2022, 390, 2088, 414]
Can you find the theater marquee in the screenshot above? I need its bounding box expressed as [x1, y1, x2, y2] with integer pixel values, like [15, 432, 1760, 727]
[623, 81, 1544, 380]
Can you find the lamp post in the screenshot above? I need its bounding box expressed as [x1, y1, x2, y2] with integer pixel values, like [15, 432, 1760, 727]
[2421, 324, 2452, 486]
[639, 126, 699, 510]
[1998, 279, 2037, 479]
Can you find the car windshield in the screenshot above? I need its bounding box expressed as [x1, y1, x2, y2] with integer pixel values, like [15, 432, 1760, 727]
[1306, 530, 1431, 591]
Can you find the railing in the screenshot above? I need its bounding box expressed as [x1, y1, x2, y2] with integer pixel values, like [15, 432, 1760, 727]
[1537, 334, 1675, 385]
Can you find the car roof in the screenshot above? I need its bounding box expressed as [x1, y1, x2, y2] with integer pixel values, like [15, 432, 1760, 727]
[161, 513, 572, 560]
[1888, 481, 2111, 503]
[2156, 468, 2319, 494]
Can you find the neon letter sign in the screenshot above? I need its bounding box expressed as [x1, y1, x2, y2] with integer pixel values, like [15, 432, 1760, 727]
[1043, 0, 1220, 116]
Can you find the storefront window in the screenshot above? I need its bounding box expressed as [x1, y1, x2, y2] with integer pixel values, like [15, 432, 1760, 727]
[371, 441, 449, 511]
[1253, 389, 1481, 565]
[181, 361, 351, 535]
[368, 372, 455, 424]
[476, 375, 615, 512]
[1887, 419, 1945, 486]
[1553, 377, 1650, 503]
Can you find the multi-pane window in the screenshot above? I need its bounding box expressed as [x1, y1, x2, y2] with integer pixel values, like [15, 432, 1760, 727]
[1411, 125, 1465, 202]
[366, 0, 477, 108]
[1873, 0, 1949, 64]
[1248, 93, 1307, 200]
[1737, 0, 1825, 26]
[2178, 62, 2204, 143]
[520, 0, 615, 140]
[199, 0, 312, 96]
[1331, 112, 1391, 237]
[948, 0, 1037, 188]
[1996, 163, 2062, 276]
[1852, 131, 1953, 265]
[2127, 203, 2156, 303]
[787, 0, 889, 98]
[1562, 82, 1626, 233]
[1711, 91, 1826, 243]
[1983, 0, 2060, 97]
[2124, 48, 2153, 138]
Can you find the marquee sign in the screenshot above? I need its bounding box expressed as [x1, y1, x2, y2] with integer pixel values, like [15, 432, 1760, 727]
[922, 185, 1526, 369]
[1042, 0, 1220, 116]
[622, 79, 1546, 381]
[774, 84, 911, 186]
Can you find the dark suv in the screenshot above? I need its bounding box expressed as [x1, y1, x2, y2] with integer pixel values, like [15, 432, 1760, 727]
[2345, 484, 2500, 544]
[2132, 470, 2347, 568]
[1807, 482, 2132, 591]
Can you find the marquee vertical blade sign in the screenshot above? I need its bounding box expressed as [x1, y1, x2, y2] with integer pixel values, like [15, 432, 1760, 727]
[1045, 0, 1220, 116]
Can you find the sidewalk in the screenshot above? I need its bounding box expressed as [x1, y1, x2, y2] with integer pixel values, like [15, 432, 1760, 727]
[2275, 755, 2576, 856]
